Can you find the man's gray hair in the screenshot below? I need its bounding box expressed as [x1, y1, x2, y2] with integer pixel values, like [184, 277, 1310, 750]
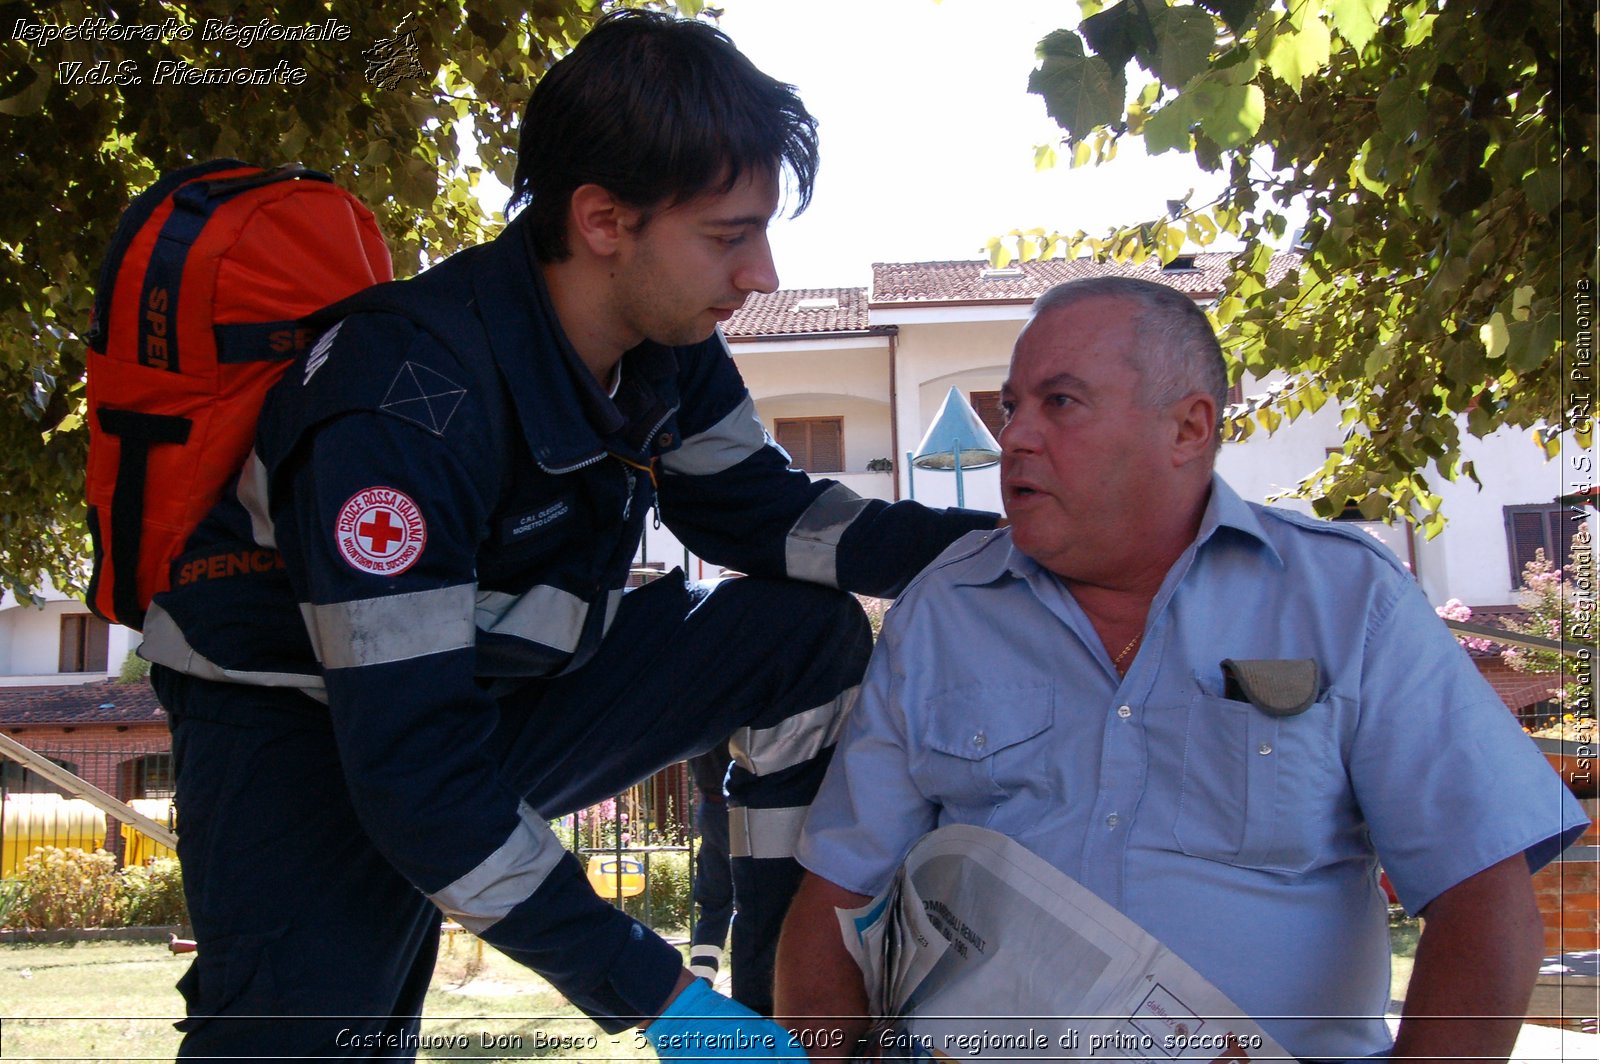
[1031, 277, 1228, 438]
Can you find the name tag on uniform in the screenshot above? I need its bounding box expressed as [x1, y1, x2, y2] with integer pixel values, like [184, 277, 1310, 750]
[501, 499, 571, 543]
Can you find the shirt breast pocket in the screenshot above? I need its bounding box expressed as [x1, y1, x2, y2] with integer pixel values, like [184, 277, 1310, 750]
[1174, 688, 1341, 875]
[911, 683, 1055, 833]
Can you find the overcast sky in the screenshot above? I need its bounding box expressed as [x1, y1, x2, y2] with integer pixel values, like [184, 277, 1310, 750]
[712, 0, 1226, 289]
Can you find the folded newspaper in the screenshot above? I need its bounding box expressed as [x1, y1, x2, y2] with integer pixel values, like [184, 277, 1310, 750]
[837, 824, 1288, 1063]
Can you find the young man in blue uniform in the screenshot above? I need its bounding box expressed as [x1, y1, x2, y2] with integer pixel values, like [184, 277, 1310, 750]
[141, 12, 996, 1059]
[777, 277, 1590, 1062]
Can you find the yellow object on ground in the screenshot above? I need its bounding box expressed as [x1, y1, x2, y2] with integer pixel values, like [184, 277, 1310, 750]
[0, 794, 108, 878]
[121, 798, 178, 865]
[585, 854, 646, 898]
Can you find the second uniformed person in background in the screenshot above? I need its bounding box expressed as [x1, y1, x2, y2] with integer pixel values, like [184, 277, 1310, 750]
[142, 11, 999, 1061]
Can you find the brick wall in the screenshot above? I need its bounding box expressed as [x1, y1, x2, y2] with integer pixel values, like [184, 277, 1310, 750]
[3, 723, 172, 867]
[4, 723, 170, 797]
[1474, 657, 1562, 713]
[1534, 800, 1600, 956]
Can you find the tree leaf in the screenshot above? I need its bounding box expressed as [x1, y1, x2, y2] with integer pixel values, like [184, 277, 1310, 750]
[1265, 15, 1332, 95]
[1327, 0, 1387, 52]
[1142, 94, 1197, 154]
[1029, 32, 1130, 139]
[1480, 312, 1510, 361]
[1081, 2, 1141, 72]
[1147, 4, 1219, 89]
[1194, 0, 1263, 36]
[1194, 81, 1265, 148]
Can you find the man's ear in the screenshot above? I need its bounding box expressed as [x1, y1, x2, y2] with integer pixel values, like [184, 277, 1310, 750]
[1170, 392, 1219, 466]
[567, 184, 637, 258]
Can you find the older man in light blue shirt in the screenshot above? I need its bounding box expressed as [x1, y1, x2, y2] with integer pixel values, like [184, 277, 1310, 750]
[775, 277, 1589, 1062]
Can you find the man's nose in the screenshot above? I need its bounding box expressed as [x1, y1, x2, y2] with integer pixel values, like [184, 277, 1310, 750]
[999, 409, 1037, 453]
[735, 234, 779, 294]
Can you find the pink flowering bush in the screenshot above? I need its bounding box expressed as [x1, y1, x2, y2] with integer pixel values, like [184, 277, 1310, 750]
[1501, 539, 1594, 716]
[1435, 598, 1498, 653]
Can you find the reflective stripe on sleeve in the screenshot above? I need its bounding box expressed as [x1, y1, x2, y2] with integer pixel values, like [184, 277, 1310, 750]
[727, 805, 809, 860]
[784, 483, 872, 587]
[658, 393, 767, 477]
[308, 584, 476, 670]
[139, 602, 327, 699]
[475, 585, 616, 655]
[728, 685, 858, 777]
[428, 800, 565, 934]
[236, 450, 276, 549]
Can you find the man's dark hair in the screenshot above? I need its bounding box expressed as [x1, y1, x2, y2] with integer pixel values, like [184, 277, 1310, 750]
[510, 10, 820, 262]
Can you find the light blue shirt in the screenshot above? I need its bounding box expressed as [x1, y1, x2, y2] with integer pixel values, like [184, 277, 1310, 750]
[799, 476, 1589, 1061]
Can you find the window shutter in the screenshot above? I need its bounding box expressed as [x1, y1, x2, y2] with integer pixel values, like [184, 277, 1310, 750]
[85, 615, 110, 671]
[59, 615, 84, 672]
[1548, 508, 1581, 567]
[1508, 509, 1547, 583]
[809, 419, 843, 472]
[1505, 504, 1586, 586]
[970, 391, 1005, 442]
[774, 417, 844, 473]
[775, 420, 808, 466]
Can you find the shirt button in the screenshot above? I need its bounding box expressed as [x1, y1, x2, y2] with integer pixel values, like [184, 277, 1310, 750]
[658, 432, 674, 448]
[972, 731, 986, 749]
[1116, 705, 1132, 719]
[1258, 742, 1273, 755]
[1105, 813, 1120, 828]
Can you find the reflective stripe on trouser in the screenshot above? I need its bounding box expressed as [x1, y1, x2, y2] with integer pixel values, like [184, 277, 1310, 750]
[690, 795, 734, 960]
[688, 944, 724, 979]
[487, 571, 873, 1016]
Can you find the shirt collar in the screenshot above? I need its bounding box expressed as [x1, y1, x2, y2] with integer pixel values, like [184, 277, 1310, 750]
[1194, 473, 1284, 568]
[472, 215, 690, 471]
[954, 472, 1283, 589]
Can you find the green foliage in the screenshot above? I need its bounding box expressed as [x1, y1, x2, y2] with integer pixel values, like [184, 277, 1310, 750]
[1015, 0, 1595, 527]
[0, 1, 628, 602]
[0, 878, 23, 927]
[11, 847, 122, 930]
[855, 593, 888, 639]
[117, 857, 190, 928]
[118, 650, 152, 684]
[4, 848, 188, 930]
[622, 847, 693, 935]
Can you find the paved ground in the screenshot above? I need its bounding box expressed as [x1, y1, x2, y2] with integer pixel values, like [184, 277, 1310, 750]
[1380, 1017, 1599, 1062]
[1508, 1022, 1599, 1062]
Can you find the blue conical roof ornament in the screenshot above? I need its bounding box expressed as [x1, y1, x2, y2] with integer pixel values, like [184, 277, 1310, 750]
[912, 386, 1001, 471]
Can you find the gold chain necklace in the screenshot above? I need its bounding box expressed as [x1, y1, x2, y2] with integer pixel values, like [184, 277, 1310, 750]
[1112, 633, 1140, 670]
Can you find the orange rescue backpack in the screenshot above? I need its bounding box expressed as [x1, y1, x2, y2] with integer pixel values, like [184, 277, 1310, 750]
[84, 159, 392, 630]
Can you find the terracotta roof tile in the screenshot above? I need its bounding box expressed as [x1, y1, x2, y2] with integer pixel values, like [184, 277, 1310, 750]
[869, 252, 1300, 306]
[723, 288, 870, 338]
[0, 680, 166, 725]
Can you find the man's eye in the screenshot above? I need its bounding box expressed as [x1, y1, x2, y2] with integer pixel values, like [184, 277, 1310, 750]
[715, 233, 747, 247]
[1046, 393, 1073, 408]
[998, 402, 1015, 423]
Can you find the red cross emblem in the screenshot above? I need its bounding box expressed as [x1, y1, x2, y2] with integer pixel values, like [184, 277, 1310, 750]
[335, 487, 427, 575]
[357, 510, 405, 555]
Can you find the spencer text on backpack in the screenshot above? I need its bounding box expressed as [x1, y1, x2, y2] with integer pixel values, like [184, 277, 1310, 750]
[84, 159, 392, 630]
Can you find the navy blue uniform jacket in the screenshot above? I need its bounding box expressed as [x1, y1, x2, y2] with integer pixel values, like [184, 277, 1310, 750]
[142, 215, 994, 1026]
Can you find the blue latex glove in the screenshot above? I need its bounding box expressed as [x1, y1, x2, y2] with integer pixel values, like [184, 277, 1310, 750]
[644, 978, 808, 1061]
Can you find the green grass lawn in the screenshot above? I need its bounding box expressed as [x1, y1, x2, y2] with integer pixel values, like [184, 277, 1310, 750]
[0, 935, 658, 1062]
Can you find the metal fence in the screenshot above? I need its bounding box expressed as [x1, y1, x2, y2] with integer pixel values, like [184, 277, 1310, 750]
[1, 732, 706, 936]
[0, 735, 174, 876]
